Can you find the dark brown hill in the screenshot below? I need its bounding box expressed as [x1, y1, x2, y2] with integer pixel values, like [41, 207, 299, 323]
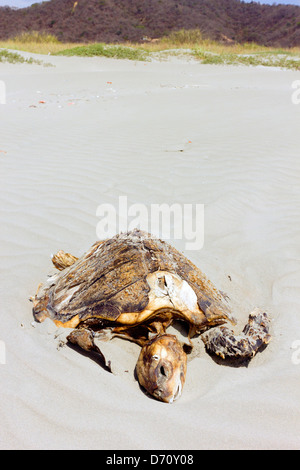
[0, 0, 300, 47]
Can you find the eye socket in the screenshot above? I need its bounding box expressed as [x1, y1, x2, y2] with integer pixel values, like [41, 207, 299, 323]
[152, 354, 159, 360]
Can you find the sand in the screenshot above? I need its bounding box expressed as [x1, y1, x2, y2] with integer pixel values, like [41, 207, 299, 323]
[0, 50, 300, 450]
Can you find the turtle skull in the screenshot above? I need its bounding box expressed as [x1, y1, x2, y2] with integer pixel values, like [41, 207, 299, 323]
[136, 334, 187, 403]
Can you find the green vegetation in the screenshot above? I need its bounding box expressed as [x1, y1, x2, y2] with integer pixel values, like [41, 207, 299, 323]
[51, 30, 300, 70]
[0, 48, 45, 65]
[55, 42, 149, 61]
[0, 29, 299, 70]
[193, 49, 300, 70]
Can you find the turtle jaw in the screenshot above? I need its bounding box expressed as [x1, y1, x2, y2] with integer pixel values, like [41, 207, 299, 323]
[162, 370, 183, 404]
[136, 334, 187, 403]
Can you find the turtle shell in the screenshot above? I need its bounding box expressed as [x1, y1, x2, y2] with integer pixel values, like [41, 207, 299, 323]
[33, 229, 234, 330]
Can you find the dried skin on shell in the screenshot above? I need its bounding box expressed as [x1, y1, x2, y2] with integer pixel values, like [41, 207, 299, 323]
[32, 230, 233, 331]
[51, 250, 78, 271]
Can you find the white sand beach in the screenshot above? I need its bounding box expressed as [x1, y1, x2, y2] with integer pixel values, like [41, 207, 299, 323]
[0, 51, 300, 449]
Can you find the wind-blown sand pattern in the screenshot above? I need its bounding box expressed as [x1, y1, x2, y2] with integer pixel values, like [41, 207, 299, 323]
[0, 52, 300, 449]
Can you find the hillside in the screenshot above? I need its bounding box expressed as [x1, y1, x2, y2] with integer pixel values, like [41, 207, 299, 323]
[0, 0, 300, 47]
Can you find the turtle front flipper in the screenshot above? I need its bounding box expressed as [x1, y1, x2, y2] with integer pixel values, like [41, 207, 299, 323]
[67, 328, 112, 372]
[201, 309, 271, 361]
[51, 250, 78, 271]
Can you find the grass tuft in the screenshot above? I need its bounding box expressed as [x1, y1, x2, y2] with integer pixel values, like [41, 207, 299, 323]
[55, 43, 149, 61]
[193, 49, 300, 70]
[161, 28, 204, 46]
[13, 31, 60, 44]
[0, 48, 45, 65]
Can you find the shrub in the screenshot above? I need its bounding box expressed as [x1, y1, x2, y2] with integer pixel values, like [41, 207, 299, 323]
[0, 49, 44, 64]
[13, 31, 60, 44]
[162, 28, 204, 45]
[56, 43, 148, 61]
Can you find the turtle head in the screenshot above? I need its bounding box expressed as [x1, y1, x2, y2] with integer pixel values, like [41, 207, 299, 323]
[136, 334, 187, 403]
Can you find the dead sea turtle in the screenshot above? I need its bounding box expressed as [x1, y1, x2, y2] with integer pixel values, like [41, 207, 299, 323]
[31, 229, 271, 403]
